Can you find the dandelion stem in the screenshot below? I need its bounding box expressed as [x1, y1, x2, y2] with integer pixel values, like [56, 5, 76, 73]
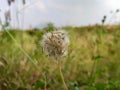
[58, 61, 68, 90]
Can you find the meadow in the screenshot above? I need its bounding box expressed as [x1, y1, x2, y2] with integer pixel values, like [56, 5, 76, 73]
[0, 24, 120, 90]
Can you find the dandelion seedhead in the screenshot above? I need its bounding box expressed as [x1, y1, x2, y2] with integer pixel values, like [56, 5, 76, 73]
[41, 30, 70, 60]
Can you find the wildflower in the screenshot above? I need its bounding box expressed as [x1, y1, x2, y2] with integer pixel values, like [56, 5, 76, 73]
[4, 10, 11, 26]
[11, 0, 15, 2]
[5, 10, 11, 21]
[102, 15, 107, 24]
[7, 0, 11, 6]
[0, 18, 1, 24]
[7, 0, 15, 6]
[40, 30, 70, 60]
[116, 9, 120, 13]
[22, 0, 26, 5]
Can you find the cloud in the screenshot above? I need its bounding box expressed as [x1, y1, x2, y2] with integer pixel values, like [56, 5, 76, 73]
[44, 0, 120, 26]
[35, 1, 46, 11]
[1, 0, 120, 29]
[104, 0, 120, 9]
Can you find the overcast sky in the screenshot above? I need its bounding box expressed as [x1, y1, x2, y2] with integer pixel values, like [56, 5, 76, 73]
[0, 0, 120, 29]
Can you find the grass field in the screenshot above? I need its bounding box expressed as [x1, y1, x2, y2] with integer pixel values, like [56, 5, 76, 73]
[0, 25, 120, 90]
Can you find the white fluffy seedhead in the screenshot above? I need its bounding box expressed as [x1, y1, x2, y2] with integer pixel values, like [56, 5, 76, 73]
[40, 30, 70, 60]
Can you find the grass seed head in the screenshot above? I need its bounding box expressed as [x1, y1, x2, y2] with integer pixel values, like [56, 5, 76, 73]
[4, 10, 11, 25]
[22, 0, 26, 5]
[40, 30, 70, 60]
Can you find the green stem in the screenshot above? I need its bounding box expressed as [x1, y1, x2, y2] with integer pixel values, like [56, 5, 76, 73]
[44, 73, 47, 90]
[58, 61, 68, 90]
[89, 60, 96, 84]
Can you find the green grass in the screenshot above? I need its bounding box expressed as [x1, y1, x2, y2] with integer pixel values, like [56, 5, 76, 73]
[0, 25, 120, 90]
